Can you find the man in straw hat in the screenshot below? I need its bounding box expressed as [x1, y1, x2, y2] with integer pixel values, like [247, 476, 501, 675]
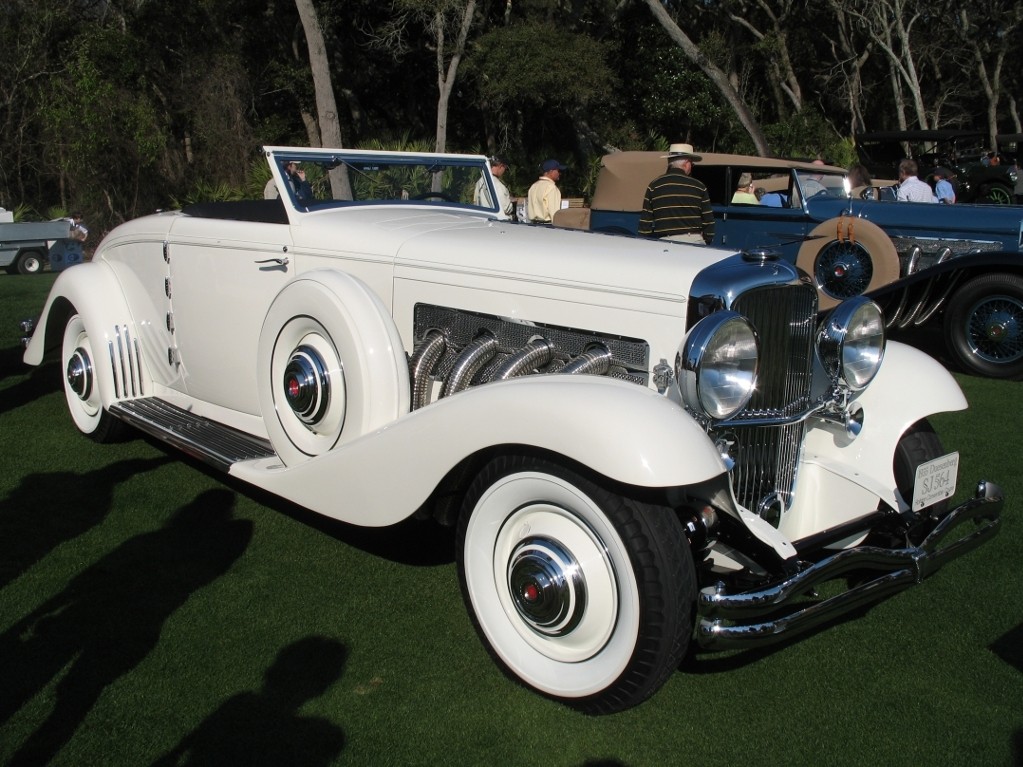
[638, 143, 714, 244]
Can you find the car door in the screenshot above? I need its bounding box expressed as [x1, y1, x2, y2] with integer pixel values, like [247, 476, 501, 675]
[166, 214, 293, 417]
[709, 167, 812, 260]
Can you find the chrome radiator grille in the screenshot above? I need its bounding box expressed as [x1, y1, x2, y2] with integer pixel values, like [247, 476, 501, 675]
[727, 283, 817, 514]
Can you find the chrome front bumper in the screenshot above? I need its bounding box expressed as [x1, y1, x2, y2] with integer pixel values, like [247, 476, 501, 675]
[697, 480, 1003, 650]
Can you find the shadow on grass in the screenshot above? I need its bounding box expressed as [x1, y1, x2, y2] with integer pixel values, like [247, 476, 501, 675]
[151, 636, 347, 766]
[143, 436, 458, 567]
[990, 621, 1023, 675]
[0, 344, 32, 382]
[0, 489, 253, 766]
[0, 359, 61, 414]
[0, 456, 172, 590]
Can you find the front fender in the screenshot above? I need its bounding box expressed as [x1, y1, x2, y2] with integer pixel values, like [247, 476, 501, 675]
[801, 340, 966, 510]
[230, 374, 727, 527]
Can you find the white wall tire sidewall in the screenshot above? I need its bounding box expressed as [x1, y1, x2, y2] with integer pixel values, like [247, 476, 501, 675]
[268, 316, 348, 459]
[62, 314, 103, 434]
[462, 470, 640, 699]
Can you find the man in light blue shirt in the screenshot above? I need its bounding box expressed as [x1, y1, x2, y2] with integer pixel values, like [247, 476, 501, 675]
[933, 167, 956, 204]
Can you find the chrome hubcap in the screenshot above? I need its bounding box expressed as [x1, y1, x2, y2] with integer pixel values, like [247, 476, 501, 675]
[66, 347, 92, 400]
[508, 536, 586, 637]
[283, 345, 330, 424]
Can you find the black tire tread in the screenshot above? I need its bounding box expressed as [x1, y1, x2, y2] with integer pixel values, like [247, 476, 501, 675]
[943, 272, 1023, 380]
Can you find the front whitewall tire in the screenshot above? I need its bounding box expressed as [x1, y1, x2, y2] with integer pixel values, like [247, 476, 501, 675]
[457, 455, 696, 714]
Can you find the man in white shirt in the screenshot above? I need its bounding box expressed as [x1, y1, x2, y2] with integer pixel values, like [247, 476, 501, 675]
[473, 156, 514, 218]
[896, 159, 937, 203]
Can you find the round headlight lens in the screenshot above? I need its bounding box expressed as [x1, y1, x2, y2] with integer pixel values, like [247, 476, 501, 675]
[818, 297, 885, 390]
[677, 312, 759, 420]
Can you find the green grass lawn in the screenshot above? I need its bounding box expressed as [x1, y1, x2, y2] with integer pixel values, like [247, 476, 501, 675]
[1, 272, 1020, 766]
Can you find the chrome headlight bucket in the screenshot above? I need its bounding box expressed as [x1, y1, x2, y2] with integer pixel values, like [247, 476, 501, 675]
[677, 311, 759, 421]
[817, 297, 885, 390]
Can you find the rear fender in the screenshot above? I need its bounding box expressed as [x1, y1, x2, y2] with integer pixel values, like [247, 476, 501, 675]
[23, 262, 148, 407]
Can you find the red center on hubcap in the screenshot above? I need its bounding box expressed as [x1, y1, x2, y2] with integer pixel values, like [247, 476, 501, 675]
[522, 582, 540, 602]
[287, 377, 301, 399]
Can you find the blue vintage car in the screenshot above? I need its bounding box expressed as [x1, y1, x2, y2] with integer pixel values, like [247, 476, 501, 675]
[552, 151, 1023, 379]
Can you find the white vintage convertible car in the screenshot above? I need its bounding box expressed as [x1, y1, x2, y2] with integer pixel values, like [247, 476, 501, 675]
[23, 147, 1003, 713]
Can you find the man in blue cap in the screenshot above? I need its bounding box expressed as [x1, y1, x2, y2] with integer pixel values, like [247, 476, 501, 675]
[526, 159, 567, 224]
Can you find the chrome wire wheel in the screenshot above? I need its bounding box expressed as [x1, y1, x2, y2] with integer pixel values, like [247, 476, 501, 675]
[963, 292, 1023, 365]
[945, 273, 1023, 380]
[813, 240, 874, 300]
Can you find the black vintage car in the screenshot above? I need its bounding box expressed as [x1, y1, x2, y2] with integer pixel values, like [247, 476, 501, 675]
[855, 130, 1018, 205]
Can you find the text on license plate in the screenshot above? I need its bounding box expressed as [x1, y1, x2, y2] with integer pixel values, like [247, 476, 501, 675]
[912, 452, 959, 511]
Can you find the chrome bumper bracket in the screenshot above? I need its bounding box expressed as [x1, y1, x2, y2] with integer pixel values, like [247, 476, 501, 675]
[697, 480, 1003, 650]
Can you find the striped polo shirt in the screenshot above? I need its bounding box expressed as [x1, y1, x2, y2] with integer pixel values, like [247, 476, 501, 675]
[638, 168, 715, 242]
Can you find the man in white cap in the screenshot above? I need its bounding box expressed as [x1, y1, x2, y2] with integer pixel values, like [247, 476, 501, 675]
[638, 143, 714, 244]
[526, 159, 566, 224]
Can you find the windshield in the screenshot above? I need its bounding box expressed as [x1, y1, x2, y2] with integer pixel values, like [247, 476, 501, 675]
[264, 148, 503, 216]
[795, 169, 848, 201]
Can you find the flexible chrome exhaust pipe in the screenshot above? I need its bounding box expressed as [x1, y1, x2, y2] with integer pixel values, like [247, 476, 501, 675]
[492, 338, 554, 380]
[409, 330, 446, 410]
[442, 331, 499, 397]
[560, 344, 612, 376]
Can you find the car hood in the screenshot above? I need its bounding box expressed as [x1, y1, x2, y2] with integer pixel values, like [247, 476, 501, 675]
[296, 206, 732, 304]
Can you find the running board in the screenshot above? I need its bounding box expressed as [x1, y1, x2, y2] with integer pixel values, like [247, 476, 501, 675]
[109, 397, 276, 472]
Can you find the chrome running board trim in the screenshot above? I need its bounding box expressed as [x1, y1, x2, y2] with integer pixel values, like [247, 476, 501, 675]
[697, 481, 1003, 650]
[109, 397, 276, 472]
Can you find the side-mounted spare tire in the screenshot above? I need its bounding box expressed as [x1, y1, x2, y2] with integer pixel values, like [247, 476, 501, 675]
[796, 216, 900, 310]
[256, 272, 410, 466]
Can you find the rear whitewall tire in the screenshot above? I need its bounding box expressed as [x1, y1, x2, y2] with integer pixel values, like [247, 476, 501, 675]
[61, 313, 125, 442]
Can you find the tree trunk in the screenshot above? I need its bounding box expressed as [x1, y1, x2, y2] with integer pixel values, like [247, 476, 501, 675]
[433, 0, 476, 156]
[294, 0, 352, 199]
[642, 0, 771, 155]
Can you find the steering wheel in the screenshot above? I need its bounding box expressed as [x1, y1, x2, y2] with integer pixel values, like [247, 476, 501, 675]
[411, 191, 455, 202]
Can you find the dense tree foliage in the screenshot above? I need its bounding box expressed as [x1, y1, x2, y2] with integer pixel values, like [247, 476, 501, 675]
[2, 0, 1020, 235]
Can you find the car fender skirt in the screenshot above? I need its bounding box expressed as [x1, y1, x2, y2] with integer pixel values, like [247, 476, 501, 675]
[230, 375, 727, 527]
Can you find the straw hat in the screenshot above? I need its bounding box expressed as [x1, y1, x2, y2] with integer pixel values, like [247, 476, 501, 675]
[664, 143, 703, 161]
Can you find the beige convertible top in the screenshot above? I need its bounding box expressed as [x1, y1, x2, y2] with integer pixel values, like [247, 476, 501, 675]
[590, 151, 847, 211]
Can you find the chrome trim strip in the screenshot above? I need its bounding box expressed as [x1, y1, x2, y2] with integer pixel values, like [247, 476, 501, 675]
[134, 337, 144, 396]
[108, 339, 120, 398]
[696, 481, 1002, 650]
[116, 325, 129, 397]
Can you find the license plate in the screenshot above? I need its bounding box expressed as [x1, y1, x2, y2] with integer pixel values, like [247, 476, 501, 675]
[913, 452, 959, 511]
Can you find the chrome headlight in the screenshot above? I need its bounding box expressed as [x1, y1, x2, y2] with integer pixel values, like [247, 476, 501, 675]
[817, 297, 885, 390]
[676, 311, 759, 420]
